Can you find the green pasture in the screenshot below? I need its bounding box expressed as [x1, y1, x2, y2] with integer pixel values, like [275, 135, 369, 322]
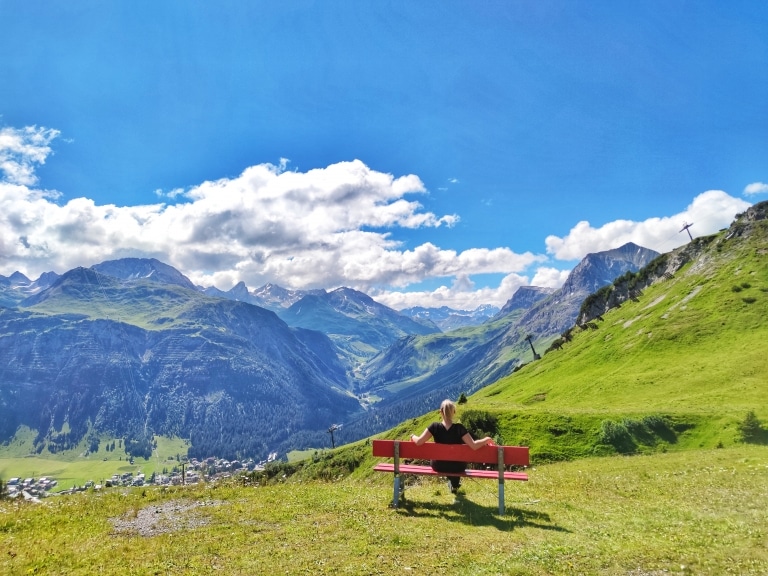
[2, 445, 766, 575]
[0, 433, 190, 490]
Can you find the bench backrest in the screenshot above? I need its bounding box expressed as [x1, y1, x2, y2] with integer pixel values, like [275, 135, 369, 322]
[372, 439, 529, 467]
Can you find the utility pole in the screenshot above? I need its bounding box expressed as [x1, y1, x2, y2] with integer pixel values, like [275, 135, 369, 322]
[680, 222, 694, 242]
[525, 334, 540, 360]
[327, 424, 341, 449]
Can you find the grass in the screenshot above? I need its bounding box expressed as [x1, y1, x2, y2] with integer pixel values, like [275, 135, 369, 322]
[2, 445, 766, 575]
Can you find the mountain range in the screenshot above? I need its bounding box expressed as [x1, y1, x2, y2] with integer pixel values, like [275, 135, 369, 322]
[398, 305, 500, 331]
[1, 234, 664, 459]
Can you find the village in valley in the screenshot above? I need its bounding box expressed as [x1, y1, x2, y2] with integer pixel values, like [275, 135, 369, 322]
[3, 452, 279, 501]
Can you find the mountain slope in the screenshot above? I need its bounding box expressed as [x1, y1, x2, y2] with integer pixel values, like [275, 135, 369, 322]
[341, 245, 659, 443]
[359, 286, 555, 399]
[0, 270, 59, 307]
[278, 287, 440, 367]
[470, 202, 767, 455]
[335, 287, 554, 442]
[201, 281, 324, 312]
[1, 267, 360, 459]
[511, 242, 659, 342]
[92, 257, 198, 290]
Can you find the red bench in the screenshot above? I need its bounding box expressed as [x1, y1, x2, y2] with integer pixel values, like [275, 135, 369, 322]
[372, 439, 529, 515]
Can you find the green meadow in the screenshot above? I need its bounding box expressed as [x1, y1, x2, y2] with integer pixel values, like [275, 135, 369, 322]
[0, 428, 190, 489]
[1, 446, 766, 575]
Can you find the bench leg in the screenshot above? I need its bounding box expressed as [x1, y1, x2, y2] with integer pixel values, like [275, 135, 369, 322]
[498, 480, 505, 516]
[393, 475, 401, 508]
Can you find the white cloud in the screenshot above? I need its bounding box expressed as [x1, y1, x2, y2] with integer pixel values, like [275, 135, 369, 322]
[372, 272, 531, 310]
[3, 123, 754, 312]
[0, 152, 541, 310]
[530, 267, 570, 289]
[544, 190, 751, 261]
[0, 125, 60, 186]
[743, 182, 768, 196]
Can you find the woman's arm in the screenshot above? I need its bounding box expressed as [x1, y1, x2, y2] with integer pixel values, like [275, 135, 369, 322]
[462, 433, 494, 450]
[410, 429, 432, 445]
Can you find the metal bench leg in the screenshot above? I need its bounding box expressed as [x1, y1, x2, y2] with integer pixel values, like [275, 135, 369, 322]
[498, 445, 505, 516]
[392, 441, 401, 508]
[393, 475, 400, 508]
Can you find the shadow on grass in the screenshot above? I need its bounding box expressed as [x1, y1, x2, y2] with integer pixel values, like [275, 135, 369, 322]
[392, 492, 568, 533]
[743, 431, 768, 445]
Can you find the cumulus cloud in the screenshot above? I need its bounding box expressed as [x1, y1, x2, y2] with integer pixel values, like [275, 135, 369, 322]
[372, 272, 531, 310]
[3, 123, 754, 312]
[0, 125, 60, 186]
[0, 141, 541, 309]
[531, 267, 570, 289]
[544, 190, 751, 261]
[743, 182, 768, 196]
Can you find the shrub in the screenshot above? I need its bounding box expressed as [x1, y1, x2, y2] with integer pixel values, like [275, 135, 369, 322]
[598, 420, 636, 453]
[457, 392, 468, 405]
[641, 415, 676, 442]
[545, 338, 565, 353]
[461, 410, 498, 439]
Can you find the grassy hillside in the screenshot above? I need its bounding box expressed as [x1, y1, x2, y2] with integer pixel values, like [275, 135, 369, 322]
[341, 218, 767, 469]
[2, 446, 766, 575]
[461, 224, 768, 456]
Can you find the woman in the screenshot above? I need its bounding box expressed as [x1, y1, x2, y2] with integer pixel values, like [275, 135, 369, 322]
[410, 399, 494, 493]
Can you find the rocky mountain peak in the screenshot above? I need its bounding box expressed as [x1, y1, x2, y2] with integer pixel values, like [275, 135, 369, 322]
[496, 286, 555, 317]
[91, 258, 197, 290]
[228, 281, 251, 301]
[560, 243, 659, 296]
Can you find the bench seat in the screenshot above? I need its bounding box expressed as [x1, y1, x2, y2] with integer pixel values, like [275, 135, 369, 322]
[373, 462, 528, 481]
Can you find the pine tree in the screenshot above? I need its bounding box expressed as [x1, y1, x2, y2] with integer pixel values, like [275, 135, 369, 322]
[738, 411, 763, 442]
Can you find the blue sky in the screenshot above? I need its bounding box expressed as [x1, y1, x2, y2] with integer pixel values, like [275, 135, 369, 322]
[1, 1, 765, 309]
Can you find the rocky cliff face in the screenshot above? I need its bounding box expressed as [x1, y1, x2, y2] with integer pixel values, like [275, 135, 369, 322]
[514, 242, 659, 339]
[495, 286, 554, 318]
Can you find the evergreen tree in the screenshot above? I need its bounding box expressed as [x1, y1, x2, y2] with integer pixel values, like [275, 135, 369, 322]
[738, 411, 763, 443]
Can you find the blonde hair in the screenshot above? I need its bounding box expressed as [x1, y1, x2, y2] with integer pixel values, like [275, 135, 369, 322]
[440, 399, 457, 421]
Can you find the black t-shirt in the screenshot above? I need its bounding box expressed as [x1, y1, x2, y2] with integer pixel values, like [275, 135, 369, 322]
[427, 422, 468, 474]
[428, 422, 468, 444]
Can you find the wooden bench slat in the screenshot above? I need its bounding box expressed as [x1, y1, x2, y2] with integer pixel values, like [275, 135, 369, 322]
[373, 462, 528, 481]
[372, 439, 529, 466]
